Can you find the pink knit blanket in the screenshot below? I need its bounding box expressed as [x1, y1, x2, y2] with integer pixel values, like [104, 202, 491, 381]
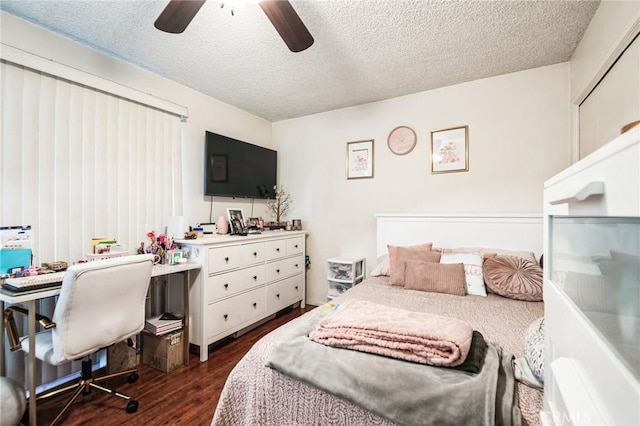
[309, 299, 473, 367]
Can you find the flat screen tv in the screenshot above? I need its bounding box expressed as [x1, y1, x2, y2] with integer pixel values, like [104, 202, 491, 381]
[205, 131, 277, 199]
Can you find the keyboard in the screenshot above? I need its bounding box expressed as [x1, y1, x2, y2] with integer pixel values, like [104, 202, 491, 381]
[3, 272, 66, 293]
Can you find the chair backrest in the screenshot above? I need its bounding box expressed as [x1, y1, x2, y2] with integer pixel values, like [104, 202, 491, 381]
[50, 254, 154, 364]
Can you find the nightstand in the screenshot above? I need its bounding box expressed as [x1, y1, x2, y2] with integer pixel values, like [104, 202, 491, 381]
[326, 256, 366, 300]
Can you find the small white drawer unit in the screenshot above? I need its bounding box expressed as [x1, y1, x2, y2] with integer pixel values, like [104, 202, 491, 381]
[326, 256, 365, 300]
[178, 231, 306, 362]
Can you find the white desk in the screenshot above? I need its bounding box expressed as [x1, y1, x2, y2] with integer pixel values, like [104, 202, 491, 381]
[0, 262, 201, 426]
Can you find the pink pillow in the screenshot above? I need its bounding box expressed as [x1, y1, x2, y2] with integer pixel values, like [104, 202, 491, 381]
[387, 243, 433, 277]
[483, 255, 543, 301]
[404, 260, 466, 296]
[389, 246, 441, 286]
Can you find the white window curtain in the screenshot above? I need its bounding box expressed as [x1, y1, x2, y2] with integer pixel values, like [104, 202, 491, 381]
[1, 59, 184, 390]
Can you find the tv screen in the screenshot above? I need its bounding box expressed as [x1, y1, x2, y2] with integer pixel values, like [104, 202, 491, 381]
[205, 131, 277, 199]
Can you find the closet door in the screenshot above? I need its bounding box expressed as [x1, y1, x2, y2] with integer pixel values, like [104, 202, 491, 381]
[579, 35, 640, 158]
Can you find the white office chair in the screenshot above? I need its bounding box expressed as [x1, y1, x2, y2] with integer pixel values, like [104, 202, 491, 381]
[4, 254, 154, 425]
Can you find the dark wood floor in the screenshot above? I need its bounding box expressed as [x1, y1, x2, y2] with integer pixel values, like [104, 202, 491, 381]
[30, 304, 315, 426]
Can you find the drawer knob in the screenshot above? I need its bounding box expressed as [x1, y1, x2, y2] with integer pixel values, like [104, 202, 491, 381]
[253, 302, 257, 308]
[294, 244, 298, 248]
[224, 257, 229, 263]
[295, 264, 299, 268]
[253, 252, 257, 256]
[276, 294, 280, 299]
[295, 286, 299, 290]
[223, 314, 228, 321]
[276, 248, 280, 252]
[224, 284, 229, 289]
[276, 269, 280, 273]
[253, 275, 257, 280]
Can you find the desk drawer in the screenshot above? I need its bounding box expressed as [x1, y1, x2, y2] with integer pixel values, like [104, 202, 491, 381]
[207, 287, 266, 339]
[287, 237, 304, 255]
[208, 246, 240, 274]
[205, 264, 266, 303]
[266, 275, 303, 312]
[239, 242, 265, 266]
[265, 239, 287, 261]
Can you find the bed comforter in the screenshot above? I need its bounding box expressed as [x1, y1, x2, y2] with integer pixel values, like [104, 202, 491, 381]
[211, 276, 544, 426]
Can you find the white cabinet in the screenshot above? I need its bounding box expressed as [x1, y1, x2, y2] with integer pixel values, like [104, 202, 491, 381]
[542, 128, 639, 425]
[326, 256, 365, 300]
[178, 231, 306, 362]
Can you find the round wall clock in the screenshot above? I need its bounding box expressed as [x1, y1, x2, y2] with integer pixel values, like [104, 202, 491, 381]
[387, 126, 417, 155]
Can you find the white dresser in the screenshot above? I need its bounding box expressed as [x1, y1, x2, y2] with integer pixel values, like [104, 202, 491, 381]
[542, 128, 639, 425]
[177, 231, 306, 362]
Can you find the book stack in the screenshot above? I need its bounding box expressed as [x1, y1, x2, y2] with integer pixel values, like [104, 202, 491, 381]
[144, 313, 183, 336]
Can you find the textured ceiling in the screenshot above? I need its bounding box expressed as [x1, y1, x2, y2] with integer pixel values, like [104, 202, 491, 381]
[1, 0, 599, 122]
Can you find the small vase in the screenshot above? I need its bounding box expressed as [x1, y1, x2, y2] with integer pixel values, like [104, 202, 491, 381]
[217, 216, 229, 234]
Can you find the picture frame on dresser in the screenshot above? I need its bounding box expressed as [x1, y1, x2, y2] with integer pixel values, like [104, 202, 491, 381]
[226, 208, 246, 235]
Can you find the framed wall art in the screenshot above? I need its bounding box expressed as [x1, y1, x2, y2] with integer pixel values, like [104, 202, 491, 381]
[430, 125, 469, 173]
[346, 139, 374, 179]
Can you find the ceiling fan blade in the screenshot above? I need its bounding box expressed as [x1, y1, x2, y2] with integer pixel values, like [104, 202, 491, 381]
[154, 0, 206, 34]
[259, 0, 314, 53]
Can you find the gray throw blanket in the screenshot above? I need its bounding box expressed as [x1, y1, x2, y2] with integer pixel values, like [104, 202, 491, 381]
[266, 308, 521, 426]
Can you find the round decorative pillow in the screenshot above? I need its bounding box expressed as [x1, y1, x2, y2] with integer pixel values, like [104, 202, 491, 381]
[523, 317, 545, 384]
[0, 376, 27, 426]
[483, 255, 543, 301]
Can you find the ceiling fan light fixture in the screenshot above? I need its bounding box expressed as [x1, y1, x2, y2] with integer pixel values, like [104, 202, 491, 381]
[155, 0, 313, 52]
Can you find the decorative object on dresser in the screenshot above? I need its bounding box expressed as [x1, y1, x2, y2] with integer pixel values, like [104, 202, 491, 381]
[346, 139, 374, 179]
[265, 185, 292, 227]
[216, 215, 229, 235]
[326, 256, 366, 300]
[177, 231, 306, 362]
[430, 125, 469, 173]
[226, 208, 247, 236]
[387, 126, 417, 155]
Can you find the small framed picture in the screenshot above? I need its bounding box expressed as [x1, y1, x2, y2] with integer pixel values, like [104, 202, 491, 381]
[346, 139, 374, 179]
[430, 125, 469, 174]
[226, 208, 246, 235]
[247, 217, 260, 229]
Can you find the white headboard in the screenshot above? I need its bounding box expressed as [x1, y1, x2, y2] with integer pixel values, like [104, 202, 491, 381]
[376, 214, 542, 258]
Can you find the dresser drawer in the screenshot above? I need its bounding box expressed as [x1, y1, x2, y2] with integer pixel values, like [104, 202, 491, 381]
[239, 242, 265, 266]
[205, 264, 266, 303]
[266, 256, 304, 282]
[287, 236, 304, 255]
[266, 275, 303, 312]
[265, 239, 287, 261]
[207, 287, 266, 339]
[208, 246, 240, 274]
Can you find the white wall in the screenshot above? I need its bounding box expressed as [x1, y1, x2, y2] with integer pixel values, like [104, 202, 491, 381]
[0, 12, 273, 230]
[274, 63, 571, 305]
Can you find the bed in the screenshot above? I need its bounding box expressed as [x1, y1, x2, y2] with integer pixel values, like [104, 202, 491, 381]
[212, 214, 545, 425]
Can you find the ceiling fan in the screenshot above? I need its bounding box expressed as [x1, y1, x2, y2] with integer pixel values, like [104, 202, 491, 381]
[154, 0, 314, 53]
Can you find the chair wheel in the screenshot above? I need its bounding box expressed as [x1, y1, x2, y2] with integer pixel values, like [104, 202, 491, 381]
[82, 388, 91, 396]
[126, 400, 138, 413]
[127, 372, 138, 384]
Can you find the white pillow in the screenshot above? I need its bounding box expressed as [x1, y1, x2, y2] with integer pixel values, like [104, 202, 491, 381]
[370, 254, 390, 276]
[440, 252, 487, 296]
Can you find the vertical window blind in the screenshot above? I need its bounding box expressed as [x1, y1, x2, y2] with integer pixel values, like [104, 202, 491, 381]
[1, 59, 184, 390]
